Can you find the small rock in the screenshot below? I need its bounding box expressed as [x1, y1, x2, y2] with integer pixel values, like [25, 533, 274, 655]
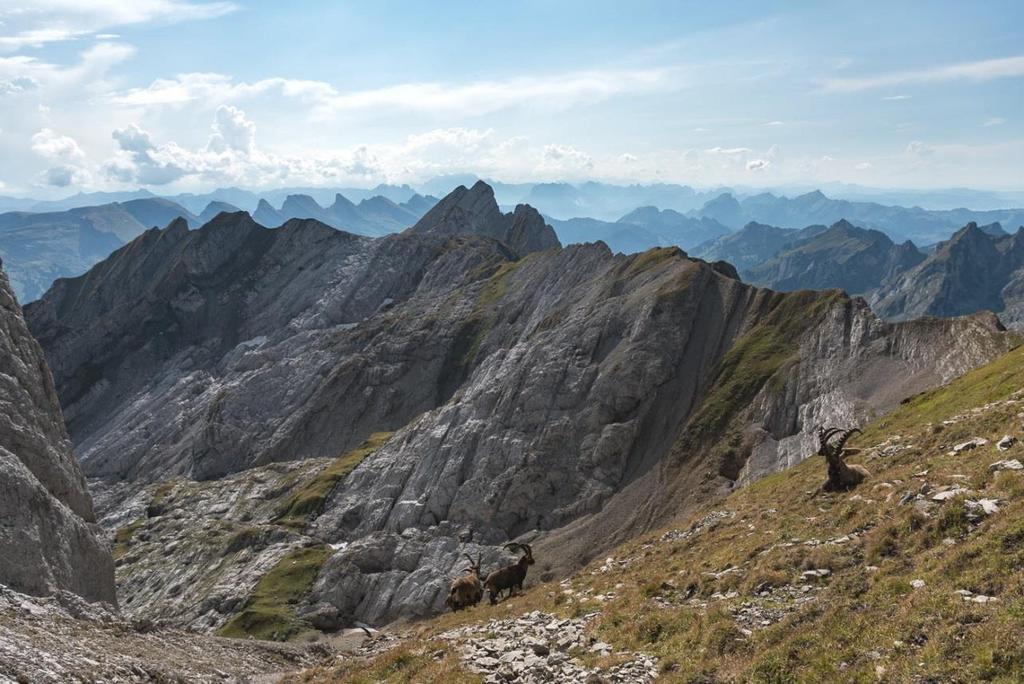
[965, 498, 1000, 515]
[997, 435, 1017, 451]
[910, 579, 926, 589]
[990, 459, 1023, 471]
[953, 438, 988, 453]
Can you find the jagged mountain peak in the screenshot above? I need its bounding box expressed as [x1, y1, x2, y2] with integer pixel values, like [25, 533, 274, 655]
[411, 181, 559, 257]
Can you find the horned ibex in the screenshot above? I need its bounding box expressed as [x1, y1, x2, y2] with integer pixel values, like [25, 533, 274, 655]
[445, 553, 484, 612]
[483, 543, 534, 605]
[818, 426, 870, 491]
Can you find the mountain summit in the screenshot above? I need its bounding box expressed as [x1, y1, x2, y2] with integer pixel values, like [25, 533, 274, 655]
[410, 181, 560, 256]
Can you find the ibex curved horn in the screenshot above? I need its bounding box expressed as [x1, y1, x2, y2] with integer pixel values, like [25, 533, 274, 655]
[834, 428, 862, 454]
[461, 553, 477, 567]
[818, 427, 841, 446]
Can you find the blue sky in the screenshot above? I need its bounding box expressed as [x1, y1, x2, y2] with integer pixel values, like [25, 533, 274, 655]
[0, 1, 1021, 196]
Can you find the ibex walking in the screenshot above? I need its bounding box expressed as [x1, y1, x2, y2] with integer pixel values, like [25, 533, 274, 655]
[445, 553, 484, 612]
[484, 543, 534, 605]
[818, 426, 870, 491]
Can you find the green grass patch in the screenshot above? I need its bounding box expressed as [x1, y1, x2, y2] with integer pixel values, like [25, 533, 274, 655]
[113, 518, 145, 559]
[217, 545, 331, 641]
[274, 431, 393, 529]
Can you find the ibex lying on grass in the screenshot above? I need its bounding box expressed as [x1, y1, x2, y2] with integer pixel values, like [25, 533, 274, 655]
[484, 543, 534, 604]
[445, 553, 484, 612]
[818, 427, 870, 491]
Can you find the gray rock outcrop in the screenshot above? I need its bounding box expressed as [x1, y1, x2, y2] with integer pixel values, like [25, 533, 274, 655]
[0, 260, 114, 603]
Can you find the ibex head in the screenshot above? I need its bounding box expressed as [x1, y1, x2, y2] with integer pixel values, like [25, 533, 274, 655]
[504, 542, 534, 566]
[461, 552, 482, 575]
[817, 426, 861, 459]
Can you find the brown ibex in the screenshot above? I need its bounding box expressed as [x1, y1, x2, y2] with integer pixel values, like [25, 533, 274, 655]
[445, 553, 484, 612]
[483, 543, 534, 605]
[818, 426, 870, 491]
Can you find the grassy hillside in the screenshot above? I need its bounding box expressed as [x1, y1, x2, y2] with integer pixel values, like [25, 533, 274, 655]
[289, 344, 1024, 683]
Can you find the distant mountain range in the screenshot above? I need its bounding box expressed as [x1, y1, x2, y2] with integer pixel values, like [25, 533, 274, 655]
[251, 192, 435, 236]
[0, 199, 196, 302]
[870, 223, 1024, 329]
[0, 190, 437, 302]
[696, 217, 1024, 329]
[688, 190, 1024, 245]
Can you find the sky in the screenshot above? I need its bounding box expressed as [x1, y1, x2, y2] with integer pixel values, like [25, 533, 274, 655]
[0, 0, 1021, 197]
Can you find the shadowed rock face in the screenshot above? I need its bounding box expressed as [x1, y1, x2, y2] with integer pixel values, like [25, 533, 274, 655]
[0, 260, 114, 603]
[24, 184, 1017, 627]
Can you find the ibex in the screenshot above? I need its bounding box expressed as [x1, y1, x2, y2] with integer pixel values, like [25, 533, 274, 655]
[818, 426, 870, 491]
[445, 553, 483, 612]
[483, 543, 534, 605]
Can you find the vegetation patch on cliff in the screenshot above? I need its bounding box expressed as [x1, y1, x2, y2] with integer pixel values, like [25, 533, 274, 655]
[684, 290, 841, 449]
[217, 545, 331, 642]
[275, 431, 393, 529]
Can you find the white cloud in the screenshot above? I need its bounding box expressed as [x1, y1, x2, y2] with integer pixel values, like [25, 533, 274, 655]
[763, 120, 784, 127]
[0, 75, 39, 95]
[0, 1, 238, 52]
[706, 146, 752, 155]
[110, 67, 672, 118]
[823, 55, 1024, 92]
[30, 128, 85, 160]
[106, 123, 196, 184]
[905, 140, 934, 157]
[619, 153, 638, 163]
[540, 144, 593, 173]
[207, 105, 255, 154]
[855, 161, 873, 170]
[882, 94, 911, 101]
[746, 159, 770, 171]
[40, 164, 86, 187]
[983, 117, 1006, 127]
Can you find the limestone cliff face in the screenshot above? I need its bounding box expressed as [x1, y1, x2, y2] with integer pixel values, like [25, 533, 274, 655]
[0, 261, 114, 603]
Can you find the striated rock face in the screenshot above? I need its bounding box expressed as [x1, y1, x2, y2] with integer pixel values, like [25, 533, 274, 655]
[410, 180, 560, 257]
[24, 184, 1017, 628]
[0, 260, 114, 603]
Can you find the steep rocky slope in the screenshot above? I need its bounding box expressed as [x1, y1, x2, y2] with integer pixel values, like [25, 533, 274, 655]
[25, 184, 1016, 636]
[872, 222, 1024, 328]
[291, 341, 1024, 683]
[0, 260, 114, 603]
[745, 219, 924, 295]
